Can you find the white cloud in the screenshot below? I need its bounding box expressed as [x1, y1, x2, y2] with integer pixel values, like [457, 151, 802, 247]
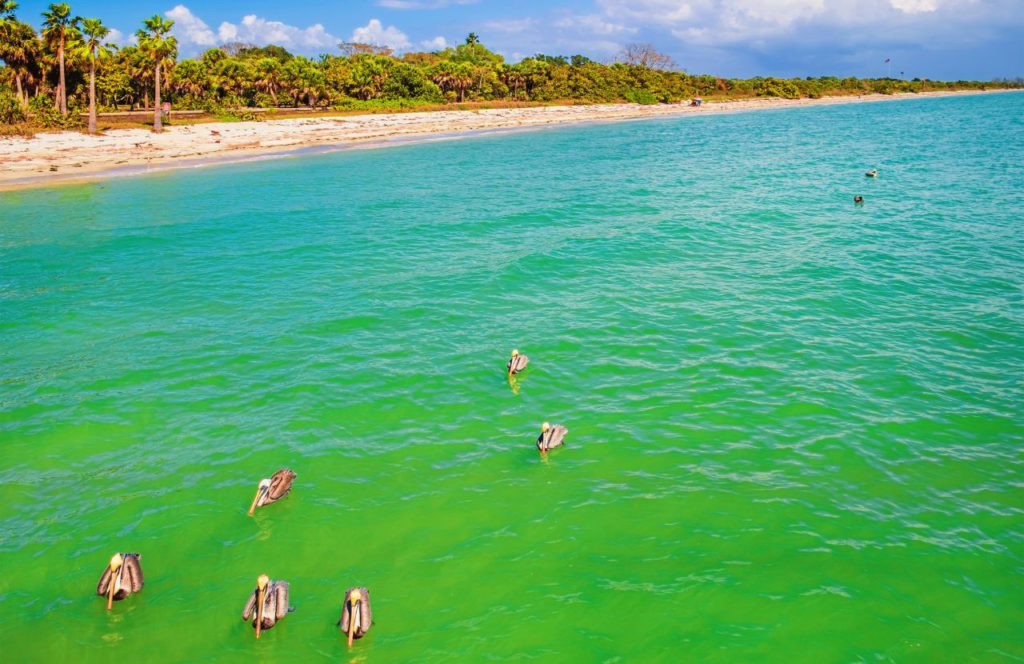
[721, 0, 826, 28]
[166, 4, 218, 46]
[218, 15, 338, 48]
[351, 19, 412, 50]
[555, 14, 637, 35]
[592, 0, 1002, 46]
[598, 0, 698, 23]
[420, 36, 448, 49]
[106, 28, 125, 45]
[162, 5, 338, 52]
[481, 18, 537, 34]
[890, 0, 938, 13]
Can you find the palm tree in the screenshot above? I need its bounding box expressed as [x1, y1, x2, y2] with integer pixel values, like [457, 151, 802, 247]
[41, 2, 81, 115]
[171, 59, 207, 100]
[465, 33, 479, 46]
[0, 10, 41, 108]
[253, 57, 281, 105]
[75, 17, 110, 133]
[136, 14, 176, 132]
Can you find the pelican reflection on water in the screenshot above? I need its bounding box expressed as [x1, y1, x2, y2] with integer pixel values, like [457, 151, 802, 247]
[242, 574, 290, 638]
[340, 587, 372, 647]
[96, 553, 143, 610]
[248, 469, 297, 515]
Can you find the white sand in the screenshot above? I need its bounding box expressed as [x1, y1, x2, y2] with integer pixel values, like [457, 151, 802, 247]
[0, 90, 1014, 190]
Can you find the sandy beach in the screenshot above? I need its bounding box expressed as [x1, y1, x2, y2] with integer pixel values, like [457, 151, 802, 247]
[0, 89, 1015, 190]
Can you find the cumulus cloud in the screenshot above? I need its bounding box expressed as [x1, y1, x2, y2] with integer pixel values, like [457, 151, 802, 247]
[162, 5, 337, 53]
[105, 28, 125, 45]
[351, 19, 412, 50]
[481, 18, 537, 34]
[554, 14, 637, 36]
[217, 15, 337, 48]
[592, 0, 1013, 47]
[420, 36, 448, 49]
[890, 0, 938, 13]
[166, 4, 218, 46]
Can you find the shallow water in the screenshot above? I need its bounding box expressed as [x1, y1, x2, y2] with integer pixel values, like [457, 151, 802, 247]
[1, 92, 1023, 662]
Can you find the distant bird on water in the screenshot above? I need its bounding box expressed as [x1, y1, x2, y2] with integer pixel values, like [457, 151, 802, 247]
[536, 422, 568, 453]
[96, 552, 144, 610]
[339, 587, 373, 647]
[248, 469, 296, 515]
[854, 196, 864, 205]
[507, 349, 529, 376]
[242, 574, 290, 638]
[865, 169, 878, 177]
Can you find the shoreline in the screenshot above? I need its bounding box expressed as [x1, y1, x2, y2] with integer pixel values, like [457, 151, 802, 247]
[0, 89, 1018, 192]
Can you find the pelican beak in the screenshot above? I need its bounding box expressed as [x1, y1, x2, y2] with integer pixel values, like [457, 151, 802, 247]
[347, 601, 357, 647]
[255, 574, 269, 639]
[106, 553, 123, 611]
[255, 587, 265, 639]
[346, 591, 363, 647]
[247, 486, 266, 516]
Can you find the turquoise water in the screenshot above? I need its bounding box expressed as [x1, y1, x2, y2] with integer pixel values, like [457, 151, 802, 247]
[1, 92, 1023, 662]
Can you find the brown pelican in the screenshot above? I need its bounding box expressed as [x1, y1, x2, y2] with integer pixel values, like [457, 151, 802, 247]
[339, 587, 373, 647]
[536, 422, 568, 453]
[247, 469, 297, 515]
[507, 349, 529, 376]
[96, 552, 143, 610]
[865, 169, 878, 177]
[242, 574, 290, 639]
[854, 196, 864, 205]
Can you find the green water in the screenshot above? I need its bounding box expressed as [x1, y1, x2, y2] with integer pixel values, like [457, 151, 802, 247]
[1, 93, 1023, 662]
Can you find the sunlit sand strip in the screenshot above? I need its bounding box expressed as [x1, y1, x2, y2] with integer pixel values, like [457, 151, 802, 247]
[0, 89, 1017, 191]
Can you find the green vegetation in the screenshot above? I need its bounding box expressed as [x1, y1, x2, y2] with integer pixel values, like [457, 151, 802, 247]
[1, 2, 1021, 134]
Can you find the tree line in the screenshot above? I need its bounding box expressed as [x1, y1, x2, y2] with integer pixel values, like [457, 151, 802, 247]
[1, 2, 1019, 133]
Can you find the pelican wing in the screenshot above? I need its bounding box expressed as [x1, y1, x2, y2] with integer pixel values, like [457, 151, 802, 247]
[265, 469, 297, 503]
[548, 425, 568, 448]
[538, 425, 567, 451]
[262, 587, 278, 628]
[96, 566, 113, 596]
[242, 587, 258, 621]
[272, 581, 290, 620]
[123, 554, 144, 593]
[358, 588, 373, 637]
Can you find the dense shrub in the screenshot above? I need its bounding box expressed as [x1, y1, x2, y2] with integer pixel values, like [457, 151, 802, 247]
[624, 88, 659, 105]
[0, 91, 26, 124]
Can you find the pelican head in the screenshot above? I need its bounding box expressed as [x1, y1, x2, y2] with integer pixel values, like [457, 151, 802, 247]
[511, 349, 519, 357]
[105, 552, 124, 610]
[255, 574, 270, 639]
[346, 589, 364, 646]
[248, 479, 272, 516]
[541, 422, 551, 433]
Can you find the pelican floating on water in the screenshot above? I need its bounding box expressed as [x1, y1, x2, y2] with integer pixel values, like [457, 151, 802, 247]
[248, 469, 297, 515]
[507, 349, 529, 376]
[865, 169, 878, 177]
[242, 574, 290, 638]
[339, 587, 373, 647]
[536, 422, 568, 453]
[96, 552, 143, 610]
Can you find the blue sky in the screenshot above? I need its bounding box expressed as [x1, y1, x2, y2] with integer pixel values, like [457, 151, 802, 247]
[13, 1, 1024, 79]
